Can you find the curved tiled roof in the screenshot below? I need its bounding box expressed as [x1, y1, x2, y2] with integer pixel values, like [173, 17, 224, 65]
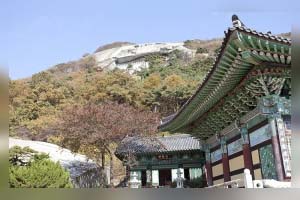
[159, 15, 291, 134]
[115, 134, 202, 157]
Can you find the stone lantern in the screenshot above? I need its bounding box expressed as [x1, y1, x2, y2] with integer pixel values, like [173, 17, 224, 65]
[176, 168, 184, 188]
[129, 171, 141, 188]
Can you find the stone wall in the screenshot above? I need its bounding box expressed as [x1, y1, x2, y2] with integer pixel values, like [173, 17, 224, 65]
[72, 167, 108, 188]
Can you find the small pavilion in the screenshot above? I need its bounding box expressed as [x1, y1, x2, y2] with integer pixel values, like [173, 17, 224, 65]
[115, 134, 205, 187]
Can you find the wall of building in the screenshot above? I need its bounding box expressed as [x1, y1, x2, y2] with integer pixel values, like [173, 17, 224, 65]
[205, 112, 292, 187]
[129, 167, 202, 187]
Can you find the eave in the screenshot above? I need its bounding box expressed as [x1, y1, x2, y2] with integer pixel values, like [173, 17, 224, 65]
[159, 24, 291, 138]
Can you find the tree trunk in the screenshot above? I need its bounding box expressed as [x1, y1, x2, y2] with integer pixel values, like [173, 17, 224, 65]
[110, 154, 114, 187]
[101, 151, 105, 169]
[154, 105, 157, 113]
[105, 146, 114, 187]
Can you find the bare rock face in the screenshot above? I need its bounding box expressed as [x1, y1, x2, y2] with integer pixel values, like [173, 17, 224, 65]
[46, 42, 196, 76]
[93, 42, 195, 72]
[94, 42, 135, 53]
[9, 137, 108, 188]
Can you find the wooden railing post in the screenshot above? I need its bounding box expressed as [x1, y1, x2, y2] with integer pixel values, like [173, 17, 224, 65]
[204, 145, 213, 186]
[269, 115, 285, 181]
[221, 137, 231, 183]
[240, 125, 254, 178]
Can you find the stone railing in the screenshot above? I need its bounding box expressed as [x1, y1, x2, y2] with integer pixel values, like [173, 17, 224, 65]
[252, 179, 291, 188]
[206, 179, 243, 188]
[207, 169, 291, 188]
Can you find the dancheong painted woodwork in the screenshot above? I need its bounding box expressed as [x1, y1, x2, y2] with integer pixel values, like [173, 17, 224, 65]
[157, 15, 291, 186]
[159, 19, 291, 139]
[116, 15, 292, 188]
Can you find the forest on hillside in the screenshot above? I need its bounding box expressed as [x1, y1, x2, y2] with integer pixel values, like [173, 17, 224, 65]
[9, 46, 216, 140]
[9, 43, 217, 185]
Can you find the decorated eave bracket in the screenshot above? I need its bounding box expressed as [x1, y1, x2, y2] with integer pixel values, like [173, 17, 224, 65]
[258, 95, 291, 116]
[202, 94, 291, 149]
[189, 66, 290, 140]
[159, 21, 291, 137]
[235, 31, 291, 66]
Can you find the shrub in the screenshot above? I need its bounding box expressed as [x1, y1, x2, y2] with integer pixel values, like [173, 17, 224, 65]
[9, 146, 73, 188]
[170, 177, 205, 188]
[170, 181, 177, 188]
[196, 47, 209, 54]
[184, 177, 204, 188]
[9, 146, 36, 166]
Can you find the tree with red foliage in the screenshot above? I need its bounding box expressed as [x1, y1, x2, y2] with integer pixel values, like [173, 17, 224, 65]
[56, 101, 160, 186]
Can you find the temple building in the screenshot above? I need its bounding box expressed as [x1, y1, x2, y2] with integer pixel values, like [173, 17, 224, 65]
[115, 134, 205, 187]
[159, 15, 291, 187]
[115, 15, 291, 188]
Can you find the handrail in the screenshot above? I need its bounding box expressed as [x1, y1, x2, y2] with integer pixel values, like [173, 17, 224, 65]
[206, 169, 291, 188]
[207, 179, 243, 188]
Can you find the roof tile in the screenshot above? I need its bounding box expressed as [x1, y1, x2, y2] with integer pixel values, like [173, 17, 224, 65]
[115, 134, 202, 156]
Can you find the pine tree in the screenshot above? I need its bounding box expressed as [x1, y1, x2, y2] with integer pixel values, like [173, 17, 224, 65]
[9, 146, 73, 188]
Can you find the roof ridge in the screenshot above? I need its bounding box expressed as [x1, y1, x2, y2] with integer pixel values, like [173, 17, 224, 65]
[157, 133, 191, 138]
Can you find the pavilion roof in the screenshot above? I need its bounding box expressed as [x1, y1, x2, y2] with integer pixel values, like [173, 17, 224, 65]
[115, 134, 202, 157]
[159, 15, 291, 139]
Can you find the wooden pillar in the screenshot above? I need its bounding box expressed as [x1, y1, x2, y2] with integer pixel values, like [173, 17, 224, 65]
[240, 126, 254, 177]
[269, 115, 284, 181]
[205, 162, 213, 186]
[221, 137, 231, 183]
[222, 154, 231, 183]
[204, 146, 213, 186]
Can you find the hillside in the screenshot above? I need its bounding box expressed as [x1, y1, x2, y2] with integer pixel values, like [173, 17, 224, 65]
[9, 39, 219, 187]
[8, 33, 290, 186]
[46, 42, 195, 77]
[9, 39, 219, 139]
[9, 30, 291, 140]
